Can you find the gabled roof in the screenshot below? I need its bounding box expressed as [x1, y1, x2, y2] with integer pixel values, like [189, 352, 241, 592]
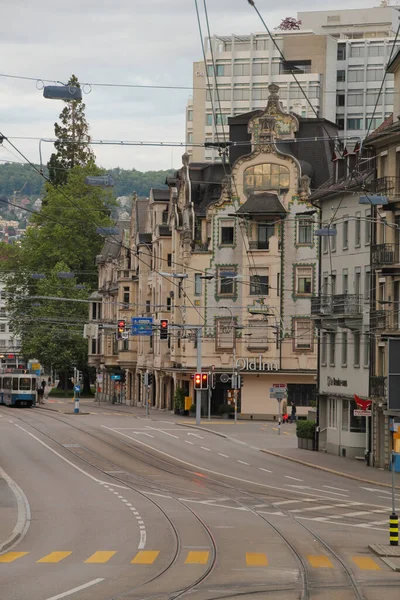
[236, 193, 287, 216]
[309, 169, 374, 202]
[151, 188, 170, 201]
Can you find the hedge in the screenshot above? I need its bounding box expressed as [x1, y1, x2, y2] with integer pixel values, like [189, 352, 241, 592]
[296, 419, 316, 440]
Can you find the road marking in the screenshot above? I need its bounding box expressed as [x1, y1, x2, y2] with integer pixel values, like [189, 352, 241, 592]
[131, 551, 160, 564]
[246, 552, 268, 566]
[146, 427, 178, 439]
[238, 460, 250, 465]
[201, 446, 211, 451]
[307, 555, 334, 568]
[272, 428, 278, 431]
[0, 551, 28, 563]
[188, 433, 203, 439]
[185, 441, 194, 445]
[85, 551, 116, 564]
[259, 468, 272, 473]
[286, 485, 349, 497]
[323, 485, 348, 492]
[139, 531, 146, 550]
[352, 556, 381, 570]
[285, 476, 303, 481]
[290, 504, 342, 514]
[274, 500, 302, 506]
[185, 551, 209, 564]
[37, 551, 72, 563]
[44, 578, 104, 600]
[218, 453, 229, 458]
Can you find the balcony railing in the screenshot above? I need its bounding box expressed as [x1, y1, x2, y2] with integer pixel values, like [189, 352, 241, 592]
[370, 176, 400, 196]
[370, 309, 400, 331]
[311, 296, 333, 317]
[372, 244, 399, 267]
[192, 241, 210, 253]
[249, 240, 269, 250]
[370, 376, 387, 398]
[332, 294, 362, 316]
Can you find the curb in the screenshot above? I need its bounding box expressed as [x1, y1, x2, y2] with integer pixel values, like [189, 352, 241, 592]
[0, 466, 31, 554]
[261, 450, 400, 490]
[34, 405, 60, 413]
[175, 421, 229, 440]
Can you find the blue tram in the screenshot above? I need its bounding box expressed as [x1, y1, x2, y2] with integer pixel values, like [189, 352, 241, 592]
[0, 373, 38, 407]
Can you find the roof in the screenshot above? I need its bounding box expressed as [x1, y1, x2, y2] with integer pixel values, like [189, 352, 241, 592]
[158, 225, 171, 237]
[96, 219, 129, 263]
[136, 198, 149, 234]
[151, 188, 170, 201]
[236, 193, 287, 216]
[138, 233, 152, 244]
[309, 169, 374, 203]
[365, 114, 396, 144]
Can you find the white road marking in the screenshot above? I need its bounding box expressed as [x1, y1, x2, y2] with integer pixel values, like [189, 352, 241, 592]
[323, 485, 349, 492]
[188, 433, 203, 439]
[285, 476, 303, 481]
[201, 447, 211, 451]
[286, 485, 349, 497]
[274, 500, 303, 506]
[237, 460, 250, 465]
[146, 426, 178, 439]
[44, 579, 104, 600]
[361, 487, 387, 493]
[289, 504, 347, 514]
[185, 440, 194, 445]
[259, 468, 272, 473]
[138, 530, 146, 549]
[296, 515, 387, 531]
[140, 491, 172, 499]
[0, 465, 31, 553]
[218, 453, 229, 458]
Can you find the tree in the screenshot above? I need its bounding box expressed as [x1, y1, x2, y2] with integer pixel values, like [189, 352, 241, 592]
[47, 74, 95, 186]
[276, 17, 302, 30]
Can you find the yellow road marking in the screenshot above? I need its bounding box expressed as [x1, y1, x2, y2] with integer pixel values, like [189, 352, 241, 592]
[185, 551, 209, 564]
[246, 552, 268, 566]
[131, 551, 160, 564]
[307, 555, 334, 568]
[272, 428, 278, 431]
[0, 552, 28, 563]
[85, 551, 116, 564]
[352, 556, 381, 570]
[283, 432, 290, 436]
[37, 551, 72, 563]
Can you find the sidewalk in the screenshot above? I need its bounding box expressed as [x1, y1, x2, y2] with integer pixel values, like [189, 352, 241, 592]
[0, 473, 19, 552]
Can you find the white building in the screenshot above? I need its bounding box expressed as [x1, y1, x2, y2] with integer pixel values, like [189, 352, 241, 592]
[186, 5, 399, 162]
[0, 283, 23, 370]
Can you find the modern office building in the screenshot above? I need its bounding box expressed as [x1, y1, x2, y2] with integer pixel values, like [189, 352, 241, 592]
[186, 5, 399, 162]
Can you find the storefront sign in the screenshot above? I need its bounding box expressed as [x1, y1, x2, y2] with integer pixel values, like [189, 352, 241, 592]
[327, 376, 347, 387]
[354, 409, 371, 417]
[235, 356, 278, 371]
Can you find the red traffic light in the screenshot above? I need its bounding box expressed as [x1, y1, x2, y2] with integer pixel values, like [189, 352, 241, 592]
[194, 373, 202, 389]
[118, 320, 126, 331]
[160, 319, 169, 340]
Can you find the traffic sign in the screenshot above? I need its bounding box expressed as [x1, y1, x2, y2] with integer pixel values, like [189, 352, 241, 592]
[74, 384, 81, 393]
[131, 317, 153, 336]
[354, 409, 371, 417]
[111, 374, 121, 381]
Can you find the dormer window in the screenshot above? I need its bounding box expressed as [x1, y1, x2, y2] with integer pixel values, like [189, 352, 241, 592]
[244, 163, 290, 195]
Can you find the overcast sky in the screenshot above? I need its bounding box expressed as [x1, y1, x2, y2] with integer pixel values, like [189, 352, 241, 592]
[0, 0, 373, 172]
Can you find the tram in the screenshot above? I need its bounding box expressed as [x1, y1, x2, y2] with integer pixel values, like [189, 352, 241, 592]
[0, 372, 38, 407]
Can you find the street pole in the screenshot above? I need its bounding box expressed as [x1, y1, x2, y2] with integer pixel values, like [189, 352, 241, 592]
[146, 370, 149, 418]
[74, 388, 80, 414]
[208, 377, 211, 420]
[196, 326, 202, 426]
[390, 452, 399, 546]
[278, 398, 282, 435]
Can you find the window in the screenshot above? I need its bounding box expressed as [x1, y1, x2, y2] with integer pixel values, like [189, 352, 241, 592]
[187, 109, 193, 122]
[294, 319, 313, 350]
[0, 324, 5, 333]
[244, 163, 290, 194]
[355, 269, 361, 297]
[220, 221, 234, 245]
[353, 332, 360, 366]
[206, 114, 213, 126]
[323, 234, 328, 254]
[365, 210, 371, 245]
[364, 334, 370, 367]
[233, 62, 250, 76]
[342, 270, 348, 294]
[349, 399, 366, 432]
[257, 222, 275, 249]
[337, 43, 346, 60]
[194, 273, 202, 296]
[216, 113, 228, 126]
[250, 275, 269, 296]
[321, 331, 328, 365]
[123, 287, 130, 308]
[233, 86, 250, 101]
[92, 302, 97, 320]
[348, 69, 364, 82]
[167, 253, 172, 267]
[167, 297, 172, 311]
[366, 92, 380, 106]
[365, 267, 371, 300]
[336, 117, 344, 130]
[336, 94, 345, 107]
[328, 398, 337, 428]
[347, 93, 364, 106]
[295, 266, 313, 296]
[215, 317, 235, 351]
[367, 117, 383, 130]
[297, 219, 313, 244]
[336, 70, 346, 82]
[351, 45, 365, 57]
[217, 267, 236, 297]
[368, 44, 385, 57]
[355, 213, 361, 246]
[252, 86, 268, 100]
[146, 300, 151, 314]
[252, 62, 268, 76]
[329, 332, 336, 366]
[367, 68, 383, 82]
[342, 331, 348, 366]
[277, 273, 280, 297]
[386, 91, 394, 104]
[209, 64, 226, 77]
[343, 219, 349, 249]
[187, 132, 193, 144]
[347, 118, 363, 130]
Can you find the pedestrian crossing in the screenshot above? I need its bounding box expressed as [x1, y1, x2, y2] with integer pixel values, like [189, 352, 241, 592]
[0, 550, 383, 570]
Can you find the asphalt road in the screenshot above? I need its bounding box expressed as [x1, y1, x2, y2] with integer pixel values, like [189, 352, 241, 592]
[1, 405, 399, 600]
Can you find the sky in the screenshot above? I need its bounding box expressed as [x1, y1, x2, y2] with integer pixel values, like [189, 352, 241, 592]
[0, 0, 378, 173]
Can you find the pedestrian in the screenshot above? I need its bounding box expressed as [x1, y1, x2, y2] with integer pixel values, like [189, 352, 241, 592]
[290, 401, 297, 424]
[281, 399, 287, 424]
[37, 386, 44, 405]
[41, 379, 46, 390]
[47, 376, 51, 387]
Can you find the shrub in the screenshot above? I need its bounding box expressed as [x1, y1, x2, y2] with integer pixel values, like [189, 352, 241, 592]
[173, 387, 185, 411]
[189, 404, 196, 413]
[218, 403, 234, 415]
[296, 419, 316, 440]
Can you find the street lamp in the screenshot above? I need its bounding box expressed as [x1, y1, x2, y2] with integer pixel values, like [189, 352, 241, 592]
[43, 85, 82, 101]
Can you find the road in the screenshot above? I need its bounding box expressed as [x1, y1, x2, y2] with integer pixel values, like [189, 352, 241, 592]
[0, 404, 399, 600]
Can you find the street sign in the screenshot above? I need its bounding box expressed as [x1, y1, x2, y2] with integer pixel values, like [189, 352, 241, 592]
[35, 370, 41, 376]
[111, 374, 121, 381]
[354, 409, 372, 417]
[96, 374, 103, 383]
[131, 317, 153, 336]
[121, 332, 129, 340]
[220, 373, 230, 383]
[74, 384, 81, 393]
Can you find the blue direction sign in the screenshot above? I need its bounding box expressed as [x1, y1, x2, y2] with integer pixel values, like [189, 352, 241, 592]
[131, 317, 153, 336]
[110, 374, 121, 381]
[74, 384, 81, 393]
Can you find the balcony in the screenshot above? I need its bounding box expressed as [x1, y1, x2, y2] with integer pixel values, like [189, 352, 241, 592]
[332, 294, 362, 317]
[370, 376, 386, 398]
[371, 244, 399, 269]
[249, 240, 269, 251]
[311, 296, 333, 317]
[192, 241, 210, 253]
[370, 309, 400, 332]
[370, 176, 400, 197]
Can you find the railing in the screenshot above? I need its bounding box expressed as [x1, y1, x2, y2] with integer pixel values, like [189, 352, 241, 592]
[370, 176, 400, 196]
[249, 240, 269, 250]
[311, 296, 333, 317]
[192, 241, 210, 252]
[371, 243, 399, 267]
[371, 309, 400, 331]
[370, 376, 387, 398]
[279, 65, 313, 75]
[332, 294, 362, 316]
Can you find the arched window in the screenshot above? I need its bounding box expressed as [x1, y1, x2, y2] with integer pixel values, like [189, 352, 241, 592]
[244, 163, 290, 194]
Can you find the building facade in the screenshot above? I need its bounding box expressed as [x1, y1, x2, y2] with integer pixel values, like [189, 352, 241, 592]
[186, 6, 399, 162]
[0, 282, 23, 371]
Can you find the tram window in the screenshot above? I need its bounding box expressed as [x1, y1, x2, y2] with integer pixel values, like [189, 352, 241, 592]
[32, 378, 37, 390]
[20, 377, 31, 391]
[12, 378, 18, 391]
[0, 377, 3, 388]
[3, 377, 11, 389]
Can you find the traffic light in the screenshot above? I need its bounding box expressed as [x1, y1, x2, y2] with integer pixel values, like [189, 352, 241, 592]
[117, 319, 126, 340]
[160, 319, 169, 340]
[147, 373, 153, 386]
[201, 373, 209, 390]
[194, 373, 202, 390]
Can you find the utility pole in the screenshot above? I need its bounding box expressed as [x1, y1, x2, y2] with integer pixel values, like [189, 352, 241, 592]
[196, 326, 202, 426]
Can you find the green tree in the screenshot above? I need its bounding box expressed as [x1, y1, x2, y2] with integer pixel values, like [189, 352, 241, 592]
[48, 74, 94, 186]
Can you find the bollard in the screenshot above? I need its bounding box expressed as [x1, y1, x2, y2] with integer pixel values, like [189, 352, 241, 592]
[74, 395, 80, 414]
[389, 512, 398, 546]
